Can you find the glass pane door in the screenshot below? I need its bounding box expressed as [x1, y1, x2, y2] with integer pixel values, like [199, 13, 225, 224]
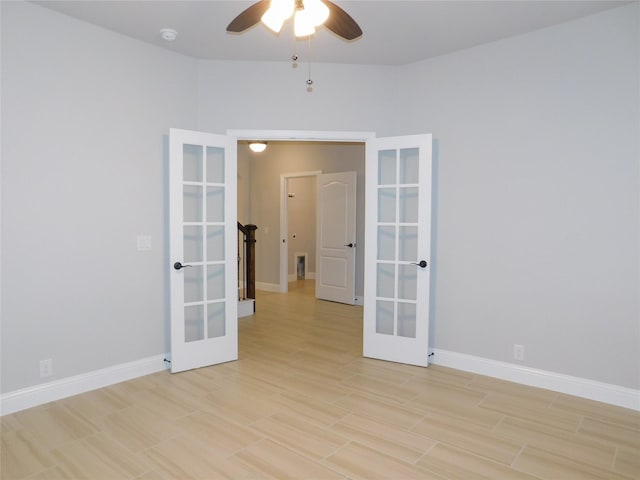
[364, 135, 432, 367]
[170, 129, 237, 373]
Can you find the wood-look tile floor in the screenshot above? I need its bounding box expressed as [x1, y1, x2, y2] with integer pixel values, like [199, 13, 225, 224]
[2, 280, 639, 479]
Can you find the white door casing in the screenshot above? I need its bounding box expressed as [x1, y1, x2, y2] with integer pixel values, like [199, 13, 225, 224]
[169, 129, 238, 373]
[363, 135, 432, 366]
[316, 172, 357, 305]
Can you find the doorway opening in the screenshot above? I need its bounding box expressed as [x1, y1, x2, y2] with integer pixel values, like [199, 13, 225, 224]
[231, 130, 372, 303]
[282, 171, 320, 291]
[170, 128, 433, 373]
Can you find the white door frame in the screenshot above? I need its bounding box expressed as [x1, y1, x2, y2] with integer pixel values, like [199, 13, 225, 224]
[228, 130, 375, 294]
[280, 171, 322, 293]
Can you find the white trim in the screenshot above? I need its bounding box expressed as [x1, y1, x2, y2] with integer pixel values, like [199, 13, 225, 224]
[1, 354, 170, 416]
[228, 129, 375, 143]
[255, 282, 281, 293]
[431, 349, 640, 411]
[287, 275, 316, 282]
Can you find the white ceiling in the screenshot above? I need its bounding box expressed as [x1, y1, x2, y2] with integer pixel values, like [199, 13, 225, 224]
[35, 0, 629, 65]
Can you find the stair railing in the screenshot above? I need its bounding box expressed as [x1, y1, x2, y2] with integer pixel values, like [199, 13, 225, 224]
[237, 222, 257, 302]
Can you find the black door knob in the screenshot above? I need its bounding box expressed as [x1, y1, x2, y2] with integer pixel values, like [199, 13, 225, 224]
[411, 260, 428, 268]
[344, 243, 354, 248]
[173, 262, 192, 270]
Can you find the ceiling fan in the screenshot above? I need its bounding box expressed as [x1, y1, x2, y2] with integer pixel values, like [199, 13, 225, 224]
[227, 0, 363, 40]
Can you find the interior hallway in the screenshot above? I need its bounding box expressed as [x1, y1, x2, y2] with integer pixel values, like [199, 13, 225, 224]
[2, 280, 639, 479]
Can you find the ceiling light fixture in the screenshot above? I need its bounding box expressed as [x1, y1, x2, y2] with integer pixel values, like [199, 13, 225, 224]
[249, 141, 267, 153]
[227, 1, 362, 41]
[262, 0, 330, 37]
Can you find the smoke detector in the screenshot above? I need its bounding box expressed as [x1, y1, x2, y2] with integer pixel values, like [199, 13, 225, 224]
[160, 29, 178, 42]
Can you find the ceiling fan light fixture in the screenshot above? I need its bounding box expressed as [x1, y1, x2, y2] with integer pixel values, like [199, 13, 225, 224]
[294, 8, 315, 37]
[249, 141, 267, 153]
[262, 0, 294, 33]
[304, 0, 330, 27]
[261, 8, 286, 33]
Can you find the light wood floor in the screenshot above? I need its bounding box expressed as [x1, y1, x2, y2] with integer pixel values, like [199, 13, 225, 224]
[2, 280, 639, 479]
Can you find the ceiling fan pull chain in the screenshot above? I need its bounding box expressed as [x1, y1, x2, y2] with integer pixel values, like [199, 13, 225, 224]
[306, 36, 313, 92]
[291, 33, 299, 69]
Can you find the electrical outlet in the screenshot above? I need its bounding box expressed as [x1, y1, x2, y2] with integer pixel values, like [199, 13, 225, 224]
[39, 359, 53, 378]
[513, 344, 525, 361]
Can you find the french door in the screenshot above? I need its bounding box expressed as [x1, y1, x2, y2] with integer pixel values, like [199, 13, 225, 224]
[169, 129, 237, 373]
[363, 135, 432, 366]
[168, 129, 431, 372]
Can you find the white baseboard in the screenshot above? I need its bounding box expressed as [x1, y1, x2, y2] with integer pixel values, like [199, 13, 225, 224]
[1, 354, 170, 416]
[255, 282, 281, 292]
[6, 347, 636, 415]
[431, 349, 640, 411]
[288, 273, 316, 281]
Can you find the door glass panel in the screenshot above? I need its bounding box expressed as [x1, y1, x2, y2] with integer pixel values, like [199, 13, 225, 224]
[377, 226, 395, 261]
[184, 265, 204, 303]
[376, 263, 395, 298]
[378, 150, 396, 185]
[207, 226, 224, 262]
[378, 188, 396, 223]
[207, 146, 225, 184]
[399, 148, 419, 184]
[376, 300, 394, 335]
[207, 187, 224, 222]
[183, 144, 203, 182]
[184, 305, 204, 342]
[207, 302, 225, 338]
[398, 226, 418, 262]
[398, 264, 417, 301]
[399, 187, 419, 223]
[397, 302, 416, 338]
[207, 265, 225, 300]
[183, 186, 203, 223]
[183, 226, 203, 263]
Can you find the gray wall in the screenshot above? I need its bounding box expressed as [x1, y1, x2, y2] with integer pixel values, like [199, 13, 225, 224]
[396, 5, 639, 389]
[2, 1, 638, 395]
[1, 2, 198, 393]
[196, 60, 399, 136]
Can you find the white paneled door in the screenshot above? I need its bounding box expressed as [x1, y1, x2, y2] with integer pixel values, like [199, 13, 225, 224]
[169, 129, 237, 373]
[363, 135, 432, 366]
[316, 172, 357, 305]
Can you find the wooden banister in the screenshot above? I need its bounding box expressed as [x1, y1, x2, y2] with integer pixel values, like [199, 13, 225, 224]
[237, 222, 258, 303]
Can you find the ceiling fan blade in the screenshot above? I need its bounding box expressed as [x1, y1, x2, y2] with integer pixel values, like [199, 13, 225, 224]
[227, 0, 271, 33]
[323, 0, 362, 40]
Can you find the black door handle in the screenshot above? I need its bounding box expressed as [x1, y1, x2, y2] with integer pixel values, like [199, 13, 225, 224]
[411, 260, 428, 268]
[174, 262, 192, 270]
[344, 243, 354, 248]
